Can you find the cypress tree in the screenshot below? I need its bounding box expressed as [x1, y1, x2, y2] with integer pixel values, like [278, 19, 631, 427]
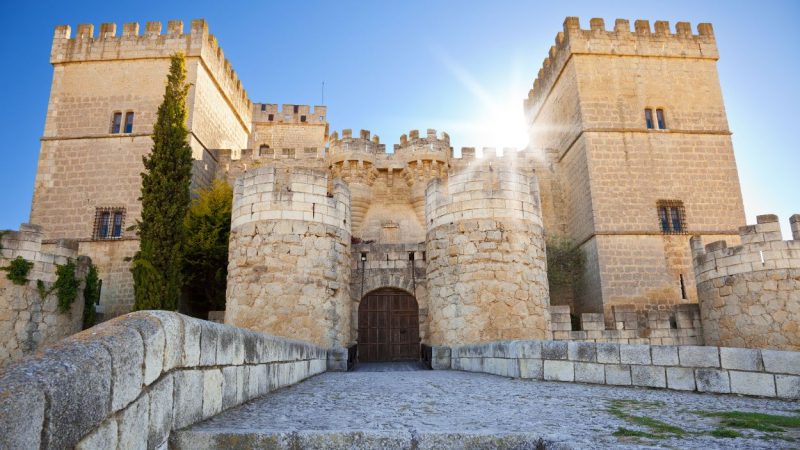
[132, 52, 193, 311]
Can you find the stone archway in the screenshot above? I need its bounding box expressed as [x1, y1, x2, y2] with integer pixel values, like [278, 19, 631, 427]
[357, 288, 421, 362]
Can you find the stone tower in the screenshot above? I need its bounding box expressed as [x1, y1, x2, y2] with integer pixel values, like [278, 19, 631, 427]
[524, 18, 746, 321]
[425, 162, 551, 346]
[328, 129, 383, 235]
[226, 167, 352, 348]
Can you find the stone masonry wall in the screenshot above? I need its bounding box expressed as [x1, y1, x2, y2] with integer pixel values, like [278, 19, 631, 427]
[0, 224, 91, 364]
[0, 311, 328, 450]
[692, 214, 800, 351]
[226, 167, 352, 348]
[448, 340, 800, 399]
[425, 164, 551, 346]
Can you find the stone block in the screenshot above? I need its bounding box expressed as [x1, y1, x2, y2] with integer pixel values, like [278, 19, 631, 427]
[776, 375, 800, 399]
[327, 347, 348, 372]
[631, 365, 666, 388]
[148, 311, 184, 372]
[596, 343, 620, 364]
[147, 373, 173, 450]
[605, 365, 631, 386]
[173, 370, 204, 429]
[762, 350, 800, 375]
[181, 316, 202, 367]
[118, 394, 149, 450]
[666, 367, 696, 391]
[544, 360, 574, 381]
[519, 359, 543, 380]
[0, 367, 46, 450]
[203, 369, 224, 419]
[619, 344, 650, 365]
[695, 369, 730, 393]
[199, 322, 220, 366]
[509, 341, 542, 359]
[75, 419, 117, 450]
[431, 346, 452, 370]
[651, 345, 679, 366]
[720, 348, 763, 371]
[679, 346, 719, 368]
[222, 366, 238, 410]
[216, 325, 235, 365]
[542, 341, 568, 360]
[118, 312, 166, 385]
[575, 362, 605, 384]
[567, 341, 596, 362]
[729, 371, 776, 397]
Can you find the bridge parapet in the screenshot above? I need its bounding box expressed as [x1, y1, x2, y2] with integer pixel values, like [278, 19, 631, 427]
[0, 311, 328, 449]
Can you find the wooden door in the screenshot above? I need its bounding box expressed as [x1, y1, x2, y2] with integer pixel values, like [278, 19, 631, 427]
[358, 289, 420, 362]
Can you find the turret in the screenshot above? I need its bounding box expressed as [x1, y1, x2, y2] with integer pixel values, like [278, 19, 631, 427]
[392, 129, 452, 227]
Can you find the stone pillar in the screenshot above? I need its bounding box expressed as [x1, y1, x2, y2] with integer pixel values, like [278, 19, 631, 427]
[424, 164, 551, 346]
[226, 167, 352, 348]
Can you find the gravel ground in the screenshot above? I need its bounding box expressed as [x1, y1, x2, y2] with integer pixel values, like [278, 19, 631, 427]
[179, 370, 800, 449]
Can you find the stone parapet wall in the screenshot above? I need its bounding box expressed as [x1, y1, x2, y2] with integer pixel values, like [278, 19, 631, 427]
[0, 224, 91, 364]
[692, 214, 800, 350]
[226, 167, 352, 348]
[425, 164, 550, 346]
[0, 311, 328, 450]
[550, 304, 703, 346]
[447, 340, 800, 400]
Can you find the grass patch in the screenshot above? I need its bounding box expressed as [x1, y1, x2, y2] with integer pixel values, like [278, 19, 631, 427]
[606, 400, 686, 439]
[710, 428, 742, 438]
[613, 427, 660, 438]
[691, 411, 800, 433]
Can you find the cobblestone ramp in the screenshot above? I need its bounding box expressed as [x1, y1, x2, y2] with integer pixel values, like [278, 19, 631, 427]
[170, 371, 800, 449]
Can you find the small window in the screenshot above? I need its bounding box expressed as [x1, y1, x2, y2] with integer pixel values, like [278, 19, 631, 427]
[93, 207, 125, 240]
[268, 114, 274, 121]
[679, 274, 687, 300]
[645, 108, 654, 129]
[111, 112, 122, 134]
[293, 105, 299, 113]
[124, 112, 134, 133]
[656, 109, 666, 129]
[284, 114, 291, 120]
[282, 148, 296, 159]
[656, 200, 686, 235]
[300, 115, 306, 122]
[319, 116, 324, 121]
[259, 145, 272, 157]
[261, 104, 267, 112]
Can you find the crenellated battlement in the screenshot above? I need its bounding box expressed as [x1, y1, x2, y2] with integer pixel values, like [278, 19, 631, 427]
[50, 20, 251, 128]
[691, 214, 800, 283]
[328, 129, 385, 158]
[392, 129, 452, 160]
[231, 166, 351, 232]
[523, 17, 718, 122]
[253, 104, 327, 124]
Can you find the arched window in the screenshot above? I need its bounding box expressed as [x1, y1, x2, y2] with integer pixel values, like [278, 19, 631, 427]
[258, 145, 272, 157]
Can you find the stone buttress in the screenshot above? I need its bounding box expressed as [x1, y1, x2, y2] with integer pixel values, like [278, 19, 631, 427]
[425, 163, 551, 346]
[225, 167, 352, 348]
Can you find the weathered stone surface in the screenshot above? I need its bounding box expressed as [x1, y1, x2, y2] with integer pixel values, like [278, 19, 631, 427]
[415, 432, 545, 450]
[720, 347, 763, 371]
[181, 316, 202, 367]
[574, 362, 604, 384]
[776, 375, 800, 399]
[543, 360, 574, 382]
[651, 345, 679, 366]
[519, 359, 543, 380]
[605, 365, 631, 385]
[631, 365, 666, 388]
[431, 346, 451, 370]
[510, 341, 542, 359]
[695, 369, 730, 393]
[222, 366, 239, 410]
[596, 343, 620, 364]
[147, 311, 184, 371]
[92, 322, 144, 412]
[199, 321, 220, 366]
[203, 369, 224, 419]
[327, 348, 348, 372]
[567, 341, 596, 362]
[619, 344, 650, 365]
[0, 367, 45, 450]
[147, 373, 174, 450]
[679, 346, 719, 368]
[173, 370, 204, 429]
[762, 349, 800, 375]
[117, 312, 166, 385]
[75, 418, 117, 450]
[118, 393, 149, 449]
[666, 367, 696, 391]
[729, 371, 776, 397]
[542, 341, 568, 360]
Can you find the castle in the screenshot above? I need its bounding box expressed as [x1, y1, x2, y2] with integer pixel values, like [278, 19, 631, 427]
[3, 17, 797, 363]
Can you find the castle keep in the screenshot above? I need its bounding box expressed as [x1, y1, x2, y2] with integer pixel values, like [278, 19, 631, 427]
[6, 17, 798, 364]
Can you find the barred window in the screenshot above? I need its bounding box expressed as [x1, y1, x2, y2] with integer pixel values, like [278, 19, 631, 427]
[657, 200, 686, 234]
[93, 207, 126, 240]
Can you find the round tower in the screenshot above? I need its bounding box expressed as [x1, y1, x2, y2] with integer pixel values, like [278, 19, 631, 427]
[226, 166, 352, 348]
[327, 129, 382, 237]
[424, 162, 551, 346]
[392, 129, 451, 228]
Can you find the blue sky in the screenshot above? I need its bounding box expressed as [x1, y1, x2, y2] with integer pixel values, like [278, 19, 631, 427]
[1, 0, 797, 235]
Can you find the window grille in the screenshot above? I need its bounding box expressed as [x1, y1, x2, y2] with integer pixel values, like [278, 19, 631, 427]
[93, 207, 126, 240]
[656, 200, 686, 234]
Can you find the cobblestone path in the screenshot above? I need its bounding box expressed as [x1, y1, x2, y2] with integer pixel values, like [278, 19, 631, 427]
[174, 370, 800, 449]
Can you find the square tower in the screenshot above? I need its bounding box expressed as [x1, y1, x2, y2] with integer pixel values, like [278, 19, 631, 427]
[525, 18, 746, 321]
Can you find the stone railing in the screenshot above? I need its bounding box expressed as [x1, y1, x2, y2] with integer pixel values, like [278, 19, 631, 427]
[0, 311, 330, 450]
[445, 340, 799, 399]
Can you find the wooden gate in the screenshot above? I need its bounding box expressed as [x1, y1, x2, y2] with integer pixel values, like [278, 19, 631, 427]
[357, 288, 420, 362]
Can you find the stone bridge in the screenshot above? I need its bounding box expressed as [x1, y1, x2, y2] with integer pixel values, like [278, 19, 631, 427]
[1, 312, 799, 449]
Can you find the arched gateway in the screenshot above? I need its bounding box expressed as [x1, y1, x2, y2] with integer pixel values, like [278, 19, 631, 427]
[357, 288, 421, 362]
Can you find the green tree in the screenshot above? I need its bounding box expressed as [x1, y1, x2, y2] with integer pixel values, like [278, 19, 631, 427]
[183, 179, 233, 315]
[132, 52, 193, 311]
[82, 265, 100, 329]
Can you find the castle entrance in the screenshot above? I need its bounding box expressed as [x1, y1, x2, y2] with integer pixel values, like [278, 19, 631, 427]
[357, 288, 420, 362]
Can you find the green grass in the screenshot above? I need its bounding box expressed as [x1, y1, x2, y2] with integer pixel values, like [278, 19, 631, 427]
[710, 428, 742, 438]
[606, 400, 686, 439]
[691, 411, 800, 433]
[613, 427, 660, 439]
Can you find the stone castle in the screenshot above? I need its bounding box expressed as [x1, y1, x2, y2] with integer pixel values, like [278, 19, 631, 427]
[3, 16, 798, 364]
